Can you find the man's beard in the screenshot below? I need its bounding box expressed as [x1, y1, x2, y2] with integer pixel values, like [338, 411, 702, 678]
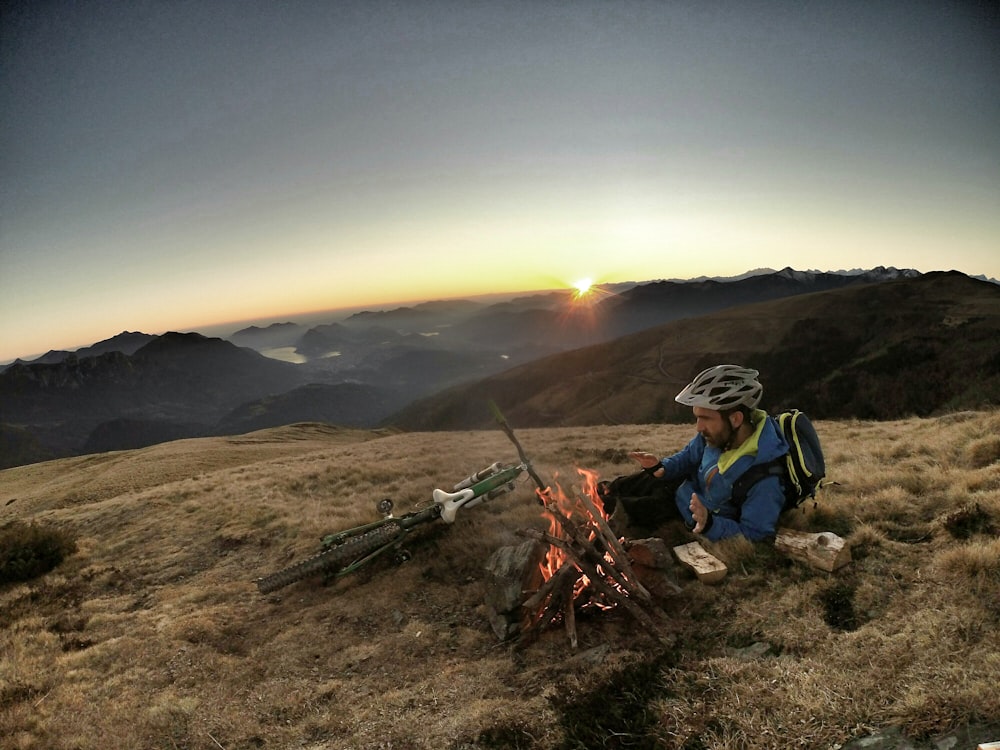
[702, 422, 735, 450]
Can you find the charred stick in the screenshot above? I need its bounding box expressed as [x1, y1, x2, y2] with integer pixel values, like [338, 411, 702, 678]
[521, 527, 578, 558]
[542, 502, 641, 601]
[524, 528, 666, 636]
[516, 547, 580, 637]
[545, 576, 575, 623]
[576, 491, 651, 602]
[532, 571, 577, 633]
[580, 563, 662, 633]
[577, 489, 631, 563]
[585, 572, 667, 638]
[522, 529, 596, 586]
[520, 530, 669, 642]
[521, 560, 577, 612]
[564, 589, 578, 650]
[523, 529, 632, 611]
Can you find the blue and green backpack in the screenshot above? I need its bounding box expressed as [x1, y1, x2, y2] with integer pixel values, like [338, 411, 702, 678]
[731, 409, 827, 512]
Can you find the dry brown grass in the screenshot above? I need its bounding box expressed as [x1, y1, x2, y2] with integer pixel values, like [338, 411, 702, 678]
[2, 412, 999, 749]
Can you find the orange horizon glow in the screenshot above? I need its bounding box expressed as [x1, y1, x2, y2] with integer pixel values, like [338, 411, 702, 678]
[0, 276, 610, 363]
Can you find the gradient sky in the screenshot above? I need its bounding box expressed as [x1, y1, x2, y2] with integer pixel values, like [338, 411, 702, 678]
[2, 1, 998, 362]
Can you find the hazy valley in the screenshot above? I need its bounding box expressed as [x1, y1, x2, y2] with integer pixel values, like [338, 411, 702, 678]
[4, 267, 998, 471]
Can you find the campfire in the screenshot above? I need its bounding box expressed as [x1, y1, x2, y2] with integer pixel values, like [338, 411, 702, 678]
[483, 406, 673, 647]
[484, 466, 672, 649]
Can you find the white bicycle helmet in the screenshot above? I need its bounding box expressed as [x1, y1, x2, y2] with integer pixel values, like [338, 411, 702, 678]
[674, 364, 763, 410]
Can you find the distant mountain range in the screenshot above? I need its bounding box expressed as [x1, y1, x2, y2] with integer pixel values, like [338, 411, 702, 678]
[0, 266, 925, 373]
[224, 266, 924, 361]
[3, 267, 997, 469]
[0, 332, 309, 464]
[5, 330, 158, 367]
[389, 271, 1000, 431]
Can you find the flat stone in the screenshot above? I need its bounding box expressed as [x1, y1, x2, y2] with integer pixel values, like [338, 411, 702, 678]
[626, 537, 674, 569]
[483, 540, 546, 640]
[840, 723, 1000, 750]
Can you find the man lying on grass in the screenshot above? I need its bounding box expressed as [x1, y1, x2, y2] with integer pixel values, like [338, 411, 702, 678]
[599, 364, 790, 542]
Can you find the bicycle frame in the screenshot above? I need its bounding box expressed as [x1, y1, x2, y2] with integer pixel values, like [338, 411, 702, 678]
[256, 460, 528, 593]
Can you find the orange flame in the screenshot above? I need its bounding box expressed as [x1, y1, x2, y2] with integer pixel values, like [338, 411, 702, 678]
[536, 467, 618, 608]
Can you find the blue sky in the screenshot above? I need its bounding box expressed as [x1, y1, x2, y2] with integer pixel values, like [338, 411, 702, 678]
[1, 0, 998, 361]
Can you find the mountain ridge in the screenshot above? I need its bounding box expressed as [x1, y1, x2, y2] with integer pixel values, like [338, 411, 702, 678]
[3, 267, 996, 469]
[0, 332, 307, 463]
[386, 271, 1000, 431]
[2, 267, 926, 369]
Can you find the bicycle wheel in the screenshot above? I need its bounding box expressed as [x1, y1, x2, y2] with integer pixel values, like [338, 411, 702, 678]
[256, 521, 403, 594]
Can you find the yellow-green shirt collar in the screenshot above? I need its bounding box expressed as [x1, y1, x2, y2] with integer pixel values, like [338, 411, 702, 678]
[718, 408, 768, 474]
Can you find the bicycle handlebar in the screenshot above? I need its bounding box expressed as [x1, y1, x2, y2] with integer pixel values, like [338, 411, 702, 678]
[434, 461, 526, 523]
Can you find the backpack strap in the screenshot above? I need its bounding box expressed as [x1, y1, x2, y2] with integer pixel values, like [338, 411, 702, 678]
[730, 459, 786, 507]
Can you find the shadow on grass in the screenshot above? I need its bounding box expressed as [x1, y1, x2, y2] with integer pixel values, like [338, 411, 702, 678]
[550, 650, 678, 750]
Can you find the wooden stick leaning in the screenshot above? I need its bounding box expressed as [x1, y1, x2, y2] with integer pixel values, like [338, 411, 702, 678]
[521, 560, 576, 613]
[541, 498, 646, 604]
[490, 400, 669, 643]
[489, 401, 548, 496]
[521, 528, 667, 639]
[575, 490, 652, 603]
[489, 400, 639, 597]
[563, 586, 578, 650]
[519, 561, 578, 644]
[545, 577, 576, 636]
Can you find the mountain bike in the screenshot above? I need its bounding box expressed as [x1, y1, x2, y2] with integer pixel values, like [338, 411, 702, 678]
[255, 460, 529, 594]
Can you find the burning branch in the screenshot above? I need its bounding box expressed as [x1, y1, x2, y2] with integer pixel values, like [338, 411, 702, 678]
[575, 489, 651, 602]
[521, 560, 581, 647]
[521, 502, 668, 644]
[488, 401, 671, 647]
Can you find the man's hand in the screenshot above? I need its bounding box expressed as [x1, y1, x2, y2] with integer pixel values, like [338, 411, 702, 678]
[689, 492, 709, 534]
[629, 451, 664, 477]
[628, 451, 662, 473]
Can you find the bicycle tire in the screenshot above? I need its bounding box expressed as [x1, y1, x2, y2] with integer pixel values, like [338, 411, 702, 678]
[256, 521, 403, 594]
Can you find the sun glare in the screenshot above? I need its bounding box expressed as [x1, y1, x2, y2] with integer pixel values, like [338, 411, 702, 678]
[572, 278, 593, 298]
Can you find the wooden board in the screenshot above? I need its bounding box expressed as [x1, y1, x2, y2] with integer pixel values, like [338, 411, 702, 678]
[673, 541, 727, 584]
[774, 528, 851, 572]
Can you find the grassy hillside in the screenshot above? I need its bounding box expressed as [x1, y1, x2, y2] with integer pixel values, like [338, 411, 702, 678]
[2, 413, 999, 749]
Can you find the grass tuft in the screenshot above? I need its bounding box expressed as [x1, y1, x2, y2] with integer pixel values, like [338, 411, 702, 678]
[935, 538, 1000, 602]
[0, 520, 77, 585]
[941, 502, 997, 539]
[965, 435, 1000, 469]
[475, 721, 540, 749]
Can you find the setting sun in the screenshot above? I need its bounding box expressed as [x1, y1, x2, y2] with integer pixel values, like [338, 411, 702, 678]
[572, 278, 593, 298]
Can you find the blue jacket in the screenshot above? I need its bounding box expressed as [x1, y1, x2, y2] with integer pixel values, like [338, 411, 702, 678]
[658, 411, 789, 541]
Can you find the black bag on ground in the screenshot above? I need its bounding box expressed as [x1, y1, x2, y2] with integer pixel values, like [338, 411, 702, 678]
[598, 471, 683, 528]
